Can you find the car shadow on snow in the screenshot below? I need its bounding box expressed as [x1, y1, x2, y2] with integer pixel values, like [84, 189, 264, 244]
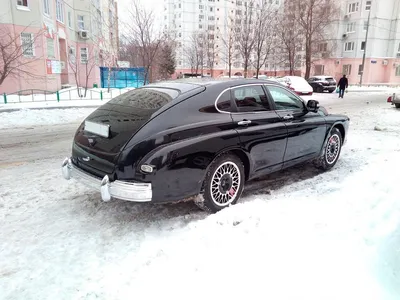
[73, 161, 324, 226]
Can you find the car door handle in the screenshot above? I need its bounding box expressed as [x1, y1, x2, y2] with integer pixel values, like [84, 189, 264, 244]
[238, 120, 252, 126]
[283, 114, 294, 120]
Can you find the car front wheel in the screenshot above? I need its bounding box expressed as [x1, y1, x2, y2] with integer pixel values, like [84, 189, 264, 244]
[314, 127, 343, 171]
[195, 153, 245, 213]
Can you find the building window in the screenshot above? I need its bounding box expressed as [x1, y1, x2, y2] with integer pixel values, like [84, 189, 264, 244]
[361, 41, 365, 51]
[68, 11, 72, 28]
[199, 14, 204, 19]
[208, 16, 215, 20]
[208, 25, 215, 30]
[17, 0, 28, 7]
[358, 64, 363, 75]
[346, 22, 356, 33]
[20, 32, 34, 56]
[56, 0, 64, 22]
[80, 47, 88, 64]
[315, 65, 325, 75]
[345, 42, 355, 51]
[69, 47, 76, 64]
[43, 0, 50, 15]
[363, 21, 368, 30]
[47, 38, 55, 58]
[396, 66, 400, 76]
[199, 4, 204, 9]
[318, 43, 327, 52]
[343, 64, 352, 75]
[77, 15, 84, 29]
[178, 3, 181, 8]
[365, 0, 371, 10]
[348, 2, 359, 13]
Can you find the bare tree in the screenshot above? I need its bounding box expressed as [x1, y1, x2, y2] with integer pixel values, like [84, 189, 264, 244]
[204, 30, 218, 77]
[0, 24, 45, 86]
[220, 16, 236, 78]
[124, 0, 164, 84]
[294, 0, 340, 78]
[68, 44, 98, 97]
[252, 4, 276, 78]
[186, 32, 204, 76]
[276, 10, 304, 76]
[235, 0, 256, 78]
[99, 0, 119, 91]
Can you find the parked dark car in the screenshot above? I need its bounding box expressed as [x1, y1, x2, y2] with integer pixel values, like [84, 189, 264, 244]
[307, 76, 337, 93]
[62, 79, 350, 213]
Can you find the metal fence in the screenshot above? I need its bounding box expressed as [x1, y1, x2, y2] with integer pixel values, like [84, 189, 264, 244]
[100, 67, 148, 89]
[2, 87, 134, 104]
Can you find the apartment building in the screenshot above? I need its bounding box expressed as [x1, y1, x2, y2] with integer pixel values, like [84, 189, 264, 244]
[315, 0, 400, 84]
[0, 0, 118, 94]
[164, 0, 283, 77]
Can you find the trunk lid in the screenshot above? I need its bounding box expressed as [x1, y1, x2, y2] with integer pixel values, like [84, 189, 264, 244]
[72, 87, 180, 177]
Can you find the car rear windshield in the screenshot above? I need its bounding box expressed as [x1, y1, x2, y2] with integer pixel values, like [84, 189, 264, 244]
[325, 77, 335, 81]
[108, 87, 180, 109]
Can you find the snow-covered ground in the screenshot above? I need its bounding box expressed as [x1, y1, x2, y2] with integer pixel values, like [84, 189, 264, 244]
[1, 96, 400, 299]
[0, 107, 97, 129]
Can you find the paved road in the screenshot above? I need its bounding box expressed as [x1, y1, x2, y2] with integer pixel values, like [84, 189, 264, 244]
[0, 92, 392, 167]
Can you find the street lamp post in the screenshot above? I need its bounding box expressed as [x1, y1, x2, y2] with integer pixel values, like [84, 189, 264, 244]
[359, 9, 371, 86]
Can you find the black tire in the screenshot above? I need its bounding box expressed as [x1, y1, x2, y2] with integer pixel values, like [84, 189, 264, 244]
[314, 127, 343, 171]
[395, 103, 400, 109]
[194, 153, 245, 213]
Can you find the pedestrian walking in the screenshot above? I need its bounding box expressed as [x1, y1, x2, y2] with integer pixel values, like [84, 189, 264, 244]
[337, 74, 348, 98]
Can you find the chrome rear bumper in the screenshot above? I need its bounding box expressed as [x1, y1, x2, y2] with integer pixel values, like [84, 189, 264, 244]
[61, 157, 152, 202]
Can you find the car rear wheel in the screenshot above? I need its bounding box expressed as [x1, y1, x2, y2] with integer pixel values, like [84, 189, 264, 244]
[194, 153, 245, 213]
[314, 127, 342, 171]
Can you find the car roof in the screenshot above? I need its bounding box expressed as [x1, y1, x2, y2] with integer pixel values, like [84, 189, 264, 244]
[143, 78, 279, 93]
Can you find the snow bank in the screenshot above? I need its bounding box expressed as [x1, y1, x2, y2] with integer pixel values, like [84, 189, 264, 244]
[0, 107, 97, 129]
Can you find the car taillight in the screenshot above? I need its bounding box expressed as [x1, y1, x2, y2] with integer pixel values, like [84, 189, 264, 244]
[289, 85, 295, 91]
[387, 96, 392, 102]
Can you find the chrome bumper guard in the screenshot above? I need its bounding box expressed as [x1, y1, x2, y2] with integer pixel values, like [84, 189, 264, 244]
[61, 157, 152, 202]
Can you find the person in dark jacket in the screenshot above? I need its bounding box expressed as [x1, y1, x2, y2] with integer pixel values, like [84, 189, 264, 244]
[337, 75, 349, 98]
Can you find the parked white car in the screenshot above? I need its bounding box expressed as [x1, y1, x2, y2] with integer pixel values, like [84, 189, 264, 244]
[280, 76, 314, 96]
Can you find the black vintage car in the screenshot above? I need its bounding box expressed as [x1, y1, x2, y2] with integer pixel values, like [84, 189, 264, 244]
[62, 79, 349, 213]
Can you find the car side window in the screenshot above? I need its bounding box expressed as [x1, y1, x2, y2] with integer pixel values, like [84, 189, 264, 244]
[232, 85, 271, 112]
[266, 85, 304, 111]
[216, 90, 234, 112]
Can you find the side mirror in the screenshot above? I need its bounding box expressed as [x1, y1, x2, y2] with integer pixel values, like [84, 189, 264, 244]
[307, 100, 319, 112]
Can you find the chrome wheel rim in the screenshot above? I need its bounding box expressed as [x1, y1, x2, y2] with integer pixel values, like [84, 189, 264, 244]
[210, 161, 241, 206]
[326, 134, 341, 164]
